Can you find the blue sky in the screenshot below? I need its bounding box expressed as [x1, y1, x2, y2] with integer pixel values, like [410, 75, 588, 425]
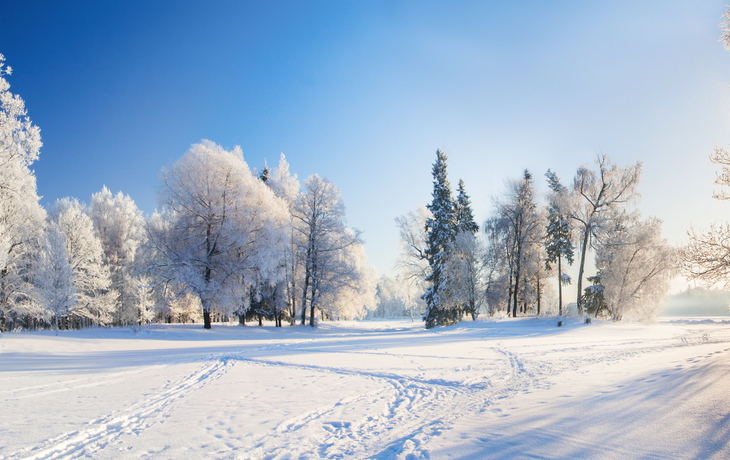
[3, 1, 730, 286]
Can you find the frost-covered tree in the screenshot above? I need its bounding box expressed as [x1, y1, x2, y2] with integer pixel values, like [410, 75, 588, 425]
[443, 231, 484, 320]
[454, 179, 479, 235]
[0, 54, 45, 331]
[90, 186, 147, 325]
[681, 20, 730, 287]
[443, 179, 482, 320]
[265, 153, 300, 323]
[596, 215, 676, 320]
[151, 140, 289, 329]
[395, 206, 432, 321]
[51, 198, 115, 326]
[293, 174, 363, 327]
[423, 149, 457, 328]
[482, 216, 512, 316]
[571, 156, 642, 314]
[544, 170, 574, 316]
[721, 6, 730, 51]
[372, 275, 409, 318]
[497, 170, 542, 317]
[33, 223, 76, 334]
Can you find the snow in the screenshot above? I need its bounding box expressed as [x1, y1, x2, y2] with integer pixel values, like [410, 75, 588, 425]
[1, 318, 729, 459]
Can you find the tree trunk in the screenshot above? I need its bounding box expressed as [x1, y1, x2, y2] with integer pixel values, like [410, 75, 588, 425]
[576, 227, 590, 315]
[203, 309, 212, 329]
[557, 256, 563, 317]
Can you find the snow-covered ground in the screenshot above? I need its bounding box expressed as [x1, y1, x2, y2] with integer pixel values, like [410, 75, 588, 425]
[1, 317, 729, 459]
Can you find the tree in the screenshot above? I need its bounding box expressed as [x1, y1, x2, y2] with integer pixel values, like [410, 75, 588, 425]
[454, 179, 479, 234]
[33, 223, 76, 334]
[151, 140, 289, 329]
[544, 170, 574, 316]
[497, 170, 542, 317]
[423, 149, 457, 328]
[596, 215, 677, 320]
[682, 17, 730, 287]
[0, 54, 45, 331]
[570, 155, 642, 314]
[51, 198, 115, 326]
[443, 231, 484, 320]
[265, 153, 300, 323]
[482, 216, 512, 316]
[292, 174, 362, 327]
[394, 207, 431, 321]
[89, 186, 147, 325]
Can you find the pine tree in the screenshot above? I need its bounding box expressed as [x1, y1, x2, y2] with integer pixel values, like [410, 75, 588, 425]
[423, 149, 457, 328]
[544, 170, 574, 316]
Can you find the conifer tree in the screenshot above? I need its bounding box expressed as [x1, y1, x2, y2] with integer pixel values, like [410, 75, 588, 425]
[544, 170, 573, 316]
[454, 179, 479, 235]
[423, 149, 456, 328]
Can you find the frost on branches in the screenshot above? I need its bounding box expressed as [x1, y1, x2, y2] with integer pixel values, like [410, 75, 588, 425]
[595, 215, 677, 321]
[0, 54, 46, 331]
[151, 141, 290, 329]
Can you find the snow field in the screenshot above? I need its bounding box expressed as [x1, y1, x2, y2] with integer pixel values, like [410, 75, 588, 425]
[1, 318, 729, 459]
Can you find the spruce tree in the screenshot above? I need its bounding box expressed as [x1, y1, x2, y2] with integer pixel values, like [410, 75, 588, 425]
[454, 179, 479, 235]
[423, 149, 456, 328]
[545, 170, 574, 316]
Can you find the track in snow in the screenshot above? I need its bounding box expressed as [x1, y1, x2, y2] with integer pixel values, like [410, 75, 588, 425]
[7, 359, 233, 460]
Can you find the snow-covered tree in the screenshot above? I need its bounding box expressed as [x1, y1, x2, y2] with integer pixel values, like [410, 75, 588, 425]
[544, 170, 574, 316]
[496, 170, 542, 317]
[394, 207, 431, 321]
[423, 149, 457, 328]
[33, 223, 76, 334]
[292, 174, 363, 327]
[265, 153, 300, 323]
[89, 186, 147, 325]
[151, 140, 290, 329]
[596, 215, 677, 320]
[0, 54, 45, 331]
[482, 216, 512, 316]
[443, 231, 484, 320]
[571, 155, 642, 314]
[51, 198, 115, 326]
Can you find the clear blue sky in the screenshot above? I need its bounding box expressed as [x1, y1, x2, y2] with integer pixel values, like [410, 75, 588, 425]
[3, 1, 730, 286]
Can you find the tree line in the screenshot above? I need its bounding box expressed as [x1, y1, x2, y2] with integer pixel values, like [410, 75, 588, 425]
[0, 54, 375, 332]
[396, 150, 678, 328]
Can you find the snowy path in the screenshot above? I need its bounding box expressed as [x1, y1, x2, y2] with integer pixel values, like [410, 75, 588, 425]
[1, 318, 730, 459]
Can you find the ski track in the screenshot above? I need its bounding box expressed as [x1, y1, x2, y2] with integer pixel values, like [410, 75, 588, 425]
[230, 327, 730, 460]
[6, 358, 234, 460]
[6, 325, 730, 460]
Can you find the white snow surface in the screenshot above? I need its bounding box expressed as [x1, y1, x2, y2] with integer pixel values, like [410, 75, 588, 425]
[1, 317, 729, 459]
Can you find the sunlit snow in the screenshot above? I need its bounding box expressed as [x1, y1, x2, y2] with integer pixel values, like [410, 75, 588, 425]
[2, 318, 729, 459]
